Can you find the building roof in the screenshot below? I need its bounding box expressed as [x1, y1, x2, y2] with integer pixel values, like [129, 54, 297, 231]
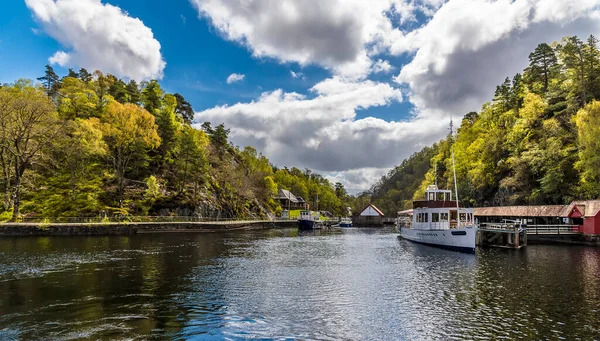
[360, 204, 384, 216]
[569, 200, 600, 217]
[474, 205, 570, 217]
[274, 189, 298, 203]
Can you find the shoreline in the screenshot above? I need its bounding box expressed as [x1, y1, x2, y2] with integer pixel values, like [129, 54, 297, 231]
[0, 220, 298, 236]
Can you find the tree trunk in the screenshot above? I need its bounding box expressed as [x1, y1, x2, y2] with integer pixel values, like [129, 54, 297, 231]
[11, 163, 23, 221]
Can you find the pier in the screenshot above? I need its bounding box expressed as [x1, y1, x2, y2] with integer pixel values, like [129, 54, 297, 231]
[477, 222, 527, 249]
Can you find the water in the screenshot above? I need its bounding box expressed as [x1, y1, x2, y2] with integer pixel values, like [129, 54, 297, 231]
[0, 228, 599, 340]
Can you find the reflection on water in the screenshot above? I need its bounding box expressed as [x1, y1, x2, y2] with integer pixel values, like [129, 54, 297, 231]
[0, 228, 599, 340]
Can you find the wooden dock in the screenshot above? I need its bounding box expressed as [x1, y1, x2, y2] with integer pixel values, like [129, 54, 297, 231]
[477, 222, 527, 249]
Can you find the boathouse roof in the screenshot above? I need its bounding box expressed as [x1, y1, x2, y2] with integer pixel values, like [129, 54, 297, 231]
[474, 200, 600, 218]
[569, 200, 600, 217]
[473, 205, 569, 217]
[360, 204, 384, 216]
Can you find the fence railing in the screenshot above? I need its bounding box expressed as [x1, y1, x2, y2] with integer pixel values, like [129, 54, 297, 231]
[12, 216, 292, 224]
[525, 224, 581, 235]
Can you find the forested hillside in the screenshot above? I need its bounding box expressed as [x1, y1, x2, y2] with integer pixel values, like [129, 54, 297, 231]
[364, 35, 600, 213]
[0, 67, 348, 220]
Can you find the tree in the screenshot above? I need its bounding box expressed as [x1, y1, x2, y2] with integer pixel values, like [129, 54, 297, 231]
[575, 101, 600, 197]
[173, 126, 208, 193]
[560, 36, 587, 106]
[0, 84, 64, 220]
[107, 74, 128, 103]
[174, 93, 195, 124]
[141, 80, 163, 113]
[527, 43, 557, 93]
[154, 94, 182, 167]
[211, 123, 230, 154]
[66, 68, 79, 79]
[126, 80, 141, 104]
[79, 68, 92, 83]
[57, 77, 98, 119]
[335, 182, 347, 199]
[101, 101, 161, 207]
[37, 64, 60, 99]
[584, 35, 600, 100]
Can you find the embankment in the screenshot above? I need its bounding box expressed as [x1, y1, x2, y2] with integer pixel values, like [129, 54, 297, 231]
[0, 220, 298, 236]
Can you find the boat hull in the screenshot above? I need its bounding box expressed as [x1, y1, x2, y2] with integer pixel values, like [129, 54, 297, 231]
[339, 222, 352, 227]
[298, 219, 315, 230]
[399, 226, 476, 253]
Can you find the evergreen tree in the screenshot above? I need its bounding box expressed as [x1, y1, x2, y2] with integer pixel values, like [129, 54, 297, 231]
[585, 35, 600, 100]
[37, 64, 60, 98]
[126, 80, 141, 104]
[560, 36, 587, 106]
[79, 68, 92, 83]
[174, 93, 195, 124]
[66, 68, 79, 79]
[141, 80, 163, 113]
[527, 43, 557, 93]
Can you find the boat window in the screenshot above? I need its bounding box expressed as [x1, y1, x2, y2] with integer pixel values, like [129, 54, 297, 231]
[428, 192, 435, 201]
[460, 213, 467, 222]
[424, 213, 429, 222]
[432, 213, 439, 222]
[440, 213, 448, 222]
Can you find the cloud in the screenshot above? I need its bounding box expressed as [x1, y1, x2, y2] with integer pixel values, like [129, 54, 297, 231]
[193, 0, 600, 192]
[226, 73, 245, 84]
[190, 0, 411, 78]
[48, 50, 70, 65]
[25, 0, 166, 81]
[372, 59, 393, 73]
[180, 14, 186, 24]
[326, 168, 391, 194]
[393, 0, 600, 117]
[290, 71, 305, 79]
[194, 77, 445, 192]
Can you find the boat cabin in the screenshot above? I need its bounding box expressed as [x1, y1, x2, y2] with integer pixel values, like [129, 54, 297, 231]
[400, 185, 475, 230]
[299, 210, 320, 221]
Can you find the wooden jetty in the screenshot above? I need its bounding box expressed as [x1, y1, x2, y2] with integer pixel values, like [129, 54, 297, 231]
[476, 221, 527, 249]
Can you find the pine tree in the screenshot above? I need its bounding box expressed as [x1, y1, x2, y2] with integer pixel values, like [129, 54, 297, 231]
[585, 35, 600, 100]
[36, 64, 60, 98]
[78, 68, 92, 83]
[527, 43, 557, 93]
[66, 68, 79, 79]
[174, 93, 195, 124]
[126, 80, 141, 104]
[560, 36, 586, 106]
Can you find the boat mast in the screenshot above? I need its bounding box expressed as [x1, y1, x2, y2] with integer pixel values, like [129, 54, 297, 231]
[450, 120, 461, 226]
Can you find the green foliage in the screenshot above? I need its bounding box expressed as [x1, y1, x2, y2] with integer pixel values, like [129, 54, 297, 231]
[369, 34, 600, 210]
[575, 101, 600, 197]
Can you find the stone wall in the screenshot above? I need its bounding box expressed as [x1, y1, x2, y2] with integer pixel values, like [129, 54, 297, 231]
[0, 220, 298, 236]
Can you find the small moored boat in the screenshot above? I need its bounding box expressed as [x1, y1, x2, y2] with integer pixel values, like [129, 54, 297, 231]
[298, 210, 322, 230]
[338, 217, 352, 227]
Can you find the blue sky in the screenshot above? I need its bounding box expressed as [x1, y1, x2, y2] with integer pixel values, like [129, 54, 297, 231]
[2, 0, 599, 191]
[0, 0, 413, 121]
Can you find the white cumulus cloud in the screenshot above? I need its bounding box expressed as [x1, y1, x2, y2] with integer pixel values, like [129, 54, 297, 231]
[26, 0, 166, 81]
[48, 50, 70, 66]
[393, 0, 600, 117]
[190, 0, 414, 78]
[194, 77, 446, 191]
[226, 73, 245, 84]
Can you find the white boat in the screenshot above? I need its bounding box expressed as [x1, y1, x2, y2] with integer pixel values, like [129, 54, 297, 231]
[397, 120, 477, 253]
[338, 217, 352, 227]
[398, 185, 477, 253]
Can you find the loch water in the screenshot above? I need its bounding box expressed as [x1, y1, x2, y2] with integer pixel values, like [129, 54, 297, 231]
[1, 228, 599, 340]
